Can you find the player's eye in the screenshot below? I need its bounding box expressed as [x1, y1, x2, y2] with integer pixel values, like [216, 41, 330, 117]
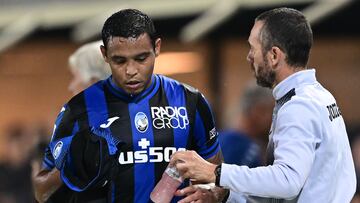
[135, 53, 150, 62]
[112, 57, 126, 65]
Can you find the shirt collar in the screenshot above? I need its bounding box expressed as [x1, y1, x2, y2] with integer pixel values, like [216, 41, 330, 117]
[272, 69, 317, 100]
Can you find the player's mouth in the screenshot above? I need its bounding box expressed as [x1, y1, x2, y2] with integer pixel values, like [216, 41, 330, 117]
[125, 80, 142, 91]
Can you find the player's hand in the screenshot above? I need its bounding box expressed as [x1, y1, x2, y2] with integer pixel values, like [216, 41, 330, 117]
[175, 185, 217, 203]
[170, 150, 216, 183]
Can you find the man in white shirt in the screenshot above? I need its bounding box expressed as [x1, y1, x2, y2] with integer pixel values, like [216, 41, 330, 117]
[170, 7, 356, 203]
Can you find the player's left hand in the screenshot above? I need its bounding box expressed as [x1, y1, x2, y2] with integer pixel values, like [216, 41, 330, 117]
[170, 150, 217, 183]
[175, 185, 217, 203]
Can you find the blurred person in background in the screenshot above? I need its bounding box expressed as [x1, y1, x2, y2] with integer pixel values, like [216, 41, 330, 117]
[0, 123, 35, 203]
[32, 40, 111, 203]
[170, 7, 356, 202]
[67, 40, 111, 95]
[35, 8, 226, 203]
[219, 82, 274, 168]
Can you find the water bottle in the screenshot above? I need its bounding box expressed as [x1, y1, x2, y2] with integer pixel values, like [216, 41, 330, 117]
[150, 166, 183, 203]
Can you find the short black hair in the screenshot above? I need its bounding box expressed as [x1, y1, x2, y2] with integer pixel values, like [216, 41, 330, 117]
[101, 9, 158, 49]
[256, 7, 313, 67]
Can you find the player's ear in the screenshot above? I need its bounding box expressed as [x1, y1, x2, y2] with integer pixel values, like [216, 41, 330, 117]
[100, 45, 109, 63]
[154, 38, 161, 57]
[268, 46, 283, 68]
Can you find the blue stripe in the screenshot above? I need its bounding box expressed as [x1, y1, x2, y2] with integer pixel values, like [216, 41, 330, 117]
[85, 84, 123, 157]
[43, 157, 53, 166]
[161, 76, 189, 149]
[129, 102, 155, 203]
[83, 84, 120, 154]
[84, 84, 108, 128]
[42, 158, 54, 169]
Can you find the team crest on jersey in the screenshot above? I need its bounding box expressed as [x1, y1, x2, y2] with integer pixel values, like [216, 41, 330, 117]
[135, 112, 148, 133]
[53, 141, 63, 159]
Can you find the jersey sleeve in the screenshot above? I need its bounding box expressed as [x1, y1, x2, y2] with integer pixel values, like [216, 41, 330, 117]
[47, 104, 80, 171]
[42, 104, 73, 170]
[193, 93, 220, 159]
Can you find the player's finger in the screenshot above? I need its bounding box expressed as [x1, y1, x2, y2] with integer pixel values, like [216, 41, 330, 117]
[177, 189, 202, 203]
[176, 186, 197, 196]
[170, 151, 188, 166]
[174, 162, 188, 174]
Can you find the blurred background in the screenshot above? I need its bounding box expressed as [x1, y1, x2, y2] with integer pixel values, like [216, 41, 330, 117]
[0, 0, 359, 202]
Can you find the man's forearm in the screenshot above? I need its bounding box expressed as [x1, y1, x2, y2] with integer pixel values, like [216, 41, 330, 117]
[33, 168, 63, 203]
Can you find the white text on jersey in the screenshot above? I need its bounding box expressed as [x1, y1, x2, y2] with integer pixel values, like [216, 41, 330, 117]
[118, 147, 186, 164]
[151, 106, 189, 129]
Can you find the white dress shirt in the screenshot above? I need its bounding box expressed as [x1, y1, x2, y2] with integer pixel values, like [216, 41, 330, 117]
[222, 69, 356, 203]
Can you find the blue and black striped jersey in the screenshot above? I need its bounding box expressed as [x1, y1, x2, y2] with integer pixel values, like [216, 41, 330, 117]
[43, 74, 220, 203]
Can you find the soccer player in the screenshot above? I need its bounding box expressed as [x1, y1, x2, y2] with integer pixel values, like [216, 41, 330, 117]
[37, 9, 226, 203]
[170, 7, 356, 203]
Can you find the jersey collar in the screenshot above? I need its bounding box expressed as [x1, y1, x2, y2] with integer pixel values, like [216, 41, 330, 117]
[105, 74, 159, 103]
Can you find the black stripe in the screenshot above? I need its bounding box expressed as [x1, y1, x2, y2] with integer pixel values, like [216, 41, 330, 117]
[200, 142, 219, 157]
[276, 88, 296, 108]
[183, 85, 199, 150]
[68, 92, 90, 131]
[104, 86, 134, 202]
[43, 147, 53, 165]
[149, 79, 174, 184]
[53, 93, 89, 141]
[196, 93, 216, 148]
[53, 107, 75, 140]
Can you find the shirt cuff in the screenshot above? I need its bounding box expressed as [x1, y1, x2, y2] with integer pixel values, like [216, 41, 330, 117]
[226, 191, 247, 203]
[220, 163, 232, 188]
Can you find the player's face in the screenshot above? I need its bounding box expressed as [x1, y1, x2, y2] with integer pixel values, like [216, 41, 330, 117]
[101, 34, 161, 95]
[247, 21, 275, 88]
